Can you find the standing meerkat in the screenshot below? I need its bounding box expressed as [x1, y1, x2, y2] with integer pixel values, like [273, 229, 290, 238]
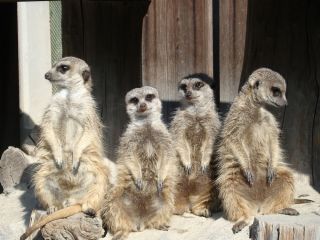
[170, 74, 221, 217]
[101, 86, 177, 240]
[21, 57, 111, 240]
[217, 68, 298, 233]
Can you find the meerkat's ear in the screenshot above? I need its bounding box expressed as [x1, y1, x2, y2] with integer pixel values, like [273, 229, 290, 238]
[248, 77, 260, 89]
[82, 69, 91, 83]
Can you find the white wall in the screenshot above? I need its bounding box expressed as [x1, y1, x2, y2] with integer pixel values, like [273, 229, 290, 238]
[17, 1, 52, 142]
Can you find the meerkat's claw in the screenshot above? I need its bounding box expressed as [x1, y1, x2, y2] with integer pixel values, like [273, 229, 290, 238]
[157, 224, 169, 231]
[201, 164, 208, 174]
[184, 164, 192, 175]
[55, 159, 63, 169]
[267, 167, 277, 185]
[135, 178, 143, 191]
[243, 169, 254, 186]
[72, 159, 80, 174]
[232, 220, 247, 234]
[157, 180, 164, 193]
[47, 205, 58, 214]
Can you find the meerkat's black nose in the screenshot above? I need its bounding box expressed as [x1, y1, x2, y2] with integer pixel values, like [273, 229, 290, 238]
[138, 102, 147, 112]
[45, 72, 51, 80]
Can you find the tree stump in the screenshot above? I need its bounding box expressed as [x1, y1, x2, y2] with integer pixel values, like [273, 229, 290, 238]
[250, 214, 320, 240]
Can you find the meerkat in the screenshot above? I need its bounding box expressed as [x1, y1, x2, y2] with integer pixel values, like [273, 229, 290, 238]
[170, 74, 221, 217]
[20, 57, 111, 240]
[101, 86, 177, 240]
[217, 68, 299, 233]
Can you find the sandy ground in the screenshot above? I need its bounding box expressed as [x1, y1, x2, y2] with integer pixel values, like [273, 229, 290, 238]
[0, 183, 319, 240]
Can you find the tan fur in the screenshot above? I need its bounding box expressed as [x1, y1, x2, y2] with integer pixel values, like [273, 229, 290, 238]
[170, 77, 221, 216]
[22, 57, 111, 238]
[101, 86, 177, 240]
[217, 68, 297, 233]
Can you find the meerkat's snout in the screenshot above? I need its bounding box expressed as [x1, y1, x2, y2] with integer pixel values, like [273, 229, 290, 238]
[45, 72, 52, 80]
[138, 102, 147, 113]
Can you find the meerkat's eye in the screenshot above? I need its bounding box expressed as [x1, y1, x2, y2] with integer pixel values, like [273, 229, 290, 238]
[145, 94, 155, 102]
[271, 86, 281, 97]
[194, 81, 204, 90]
[129, 97, 139, 105]
[57, 64, 70, 74]
[179, 84, 187, 91]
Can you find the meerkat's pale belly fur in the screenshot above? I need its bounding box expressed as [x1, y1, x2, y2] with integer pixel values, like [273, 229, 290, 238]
[171, 109, 221, 216]
[34, 88, 109, 210]
[102, 123, 177, 239]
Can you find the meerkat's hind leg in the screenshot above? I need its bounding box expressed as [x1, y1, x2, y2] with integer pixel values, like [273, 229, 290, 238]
[278, 207, 299, 216]
[112, 231, 129, 240]
[47, 205, 59, 214]
[232, 216, 254, 234]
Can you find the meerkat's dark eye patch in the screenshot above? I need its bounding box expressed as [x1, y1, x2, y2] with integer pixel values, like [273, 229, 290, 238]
[57, 64, 70, 74]
[254, 80, 260, 89]
[179, 84, 187, 92]
[145, 94, 155, 102]
[271, 86, 281, 97]
[194, 81, 204, 90]
[129, 97, 139, 105]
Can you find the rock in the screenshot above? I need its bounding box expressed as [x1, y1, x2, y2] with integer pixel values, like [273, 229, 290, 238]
[0, 147, 37, 193]
[0, 186, 38, 240]
[41, 212, 104, 240]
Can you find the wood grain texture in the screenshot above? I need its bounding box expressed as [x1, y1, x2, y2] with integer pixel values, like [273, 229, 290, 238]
[142, 0, 213, 122]
[250, 214, 320, 240]
[239, 0, 319, 186]
[62, 1, 149, 159]
[219, 0, 247, 103]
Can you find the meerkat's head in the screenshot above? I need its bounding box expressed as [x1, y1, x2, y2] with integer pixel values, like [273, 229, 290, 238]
[125, 86, 162, 121]
[247, 68, 287, 107]
[178, 74, 214, 105]
[44, 56, 92, 91]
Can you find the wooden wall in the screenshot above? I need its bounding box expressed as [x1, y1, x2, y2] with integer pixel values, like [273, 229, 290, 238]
[219, 0, 247, 106]
[142, 0, 213, 122]
[62, 0, 149, 159]
[239, 0, 320, 189]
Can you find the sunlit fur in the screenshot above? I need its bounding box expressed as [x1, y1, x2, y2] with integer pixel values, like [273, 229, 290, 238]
[101, 86, 178, 240]
[170, 77, 221, 216]
[33, 57, 111, 214]
[217, 68, 296, 233]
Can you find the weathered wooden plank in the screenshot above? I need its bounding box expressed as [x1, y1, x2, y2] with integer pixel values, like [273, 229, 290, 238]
[219, 0, 247, 104]
[250, 214, 320, 240]
[239, 0, 318, 185]
[142, 0, 213, 122]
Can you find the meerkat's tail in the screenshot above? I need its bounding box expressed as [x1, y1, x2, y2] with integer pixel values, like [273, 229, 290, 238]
[294, 198, 314, 204]
[20, 204, 82, 240]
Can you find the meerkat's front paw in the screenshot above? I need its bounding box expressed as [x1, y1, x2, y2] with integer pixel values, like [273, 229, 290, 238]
[47, 205, 58, 214]
[267, 166, 277, 185]
[53, 150, 63, 169]
[135, 178, 143, 191]
[183, 163, 192, 175]
[157, 179, 164, 193]
[201, 163, 209, 174]
[72, 158, 80, 174]
[243, 168, 254, 186]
